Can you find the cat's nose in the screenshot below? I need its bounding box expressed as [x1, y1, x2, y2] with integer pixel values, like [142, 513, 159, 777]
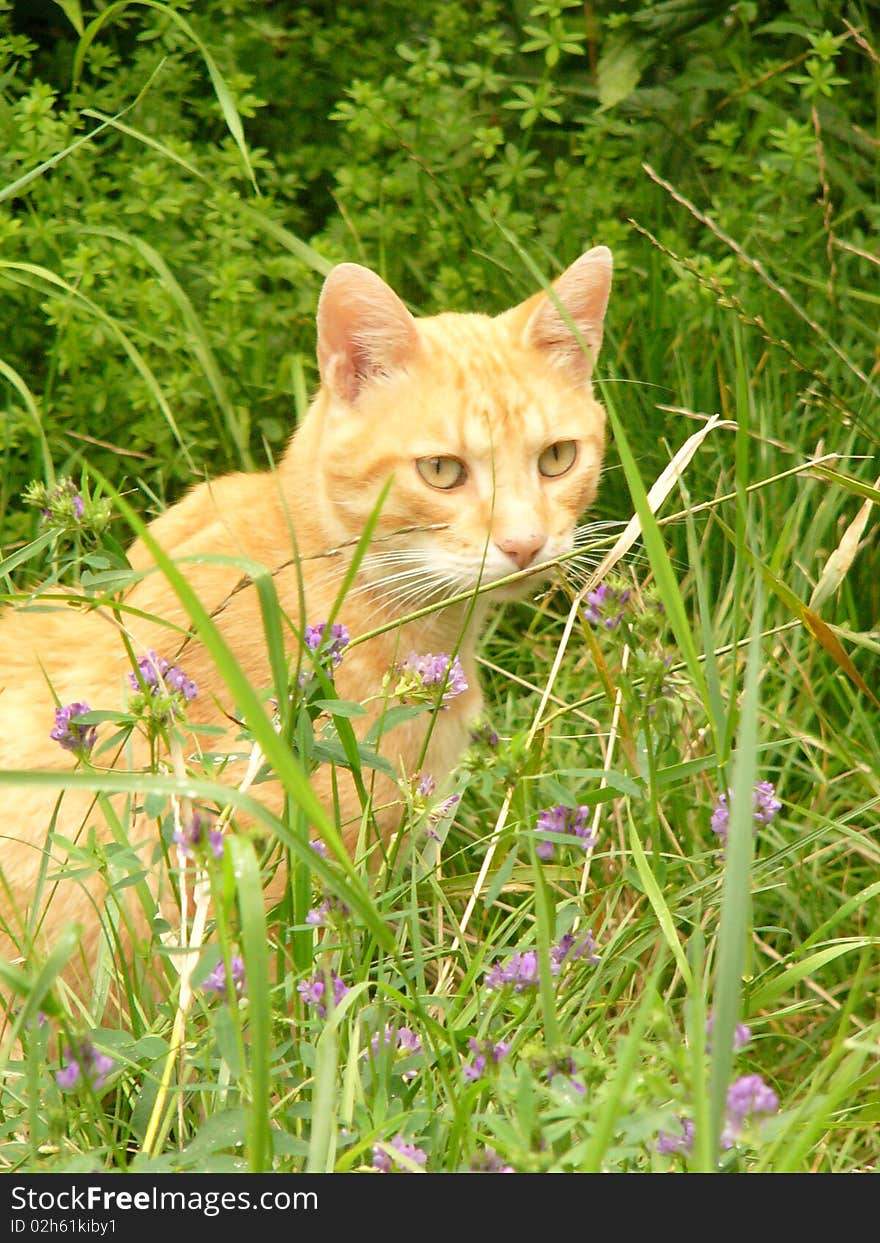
[496, 533, 547, 570]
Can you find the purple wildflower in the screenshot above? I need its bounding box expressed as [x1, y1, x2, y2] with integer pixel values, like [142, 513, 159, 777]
[416, 773, 437, 798]
[370, 1024, 423, 1081]
[202, 954, 246, 999]
[55, 1040, 114, 1092]
[469, 721, 500, 748]
[430, 793, 461, 824]
[706, 1013, 751, 1053]
[372, 1136, 427, 1173]
[485, 949, 541, 993]
[304, 622, 350, 669]
[584, 582, 631, 630]
[297, 970, 349, 1018]
[305, 894, 350, 927]
[370, 1024, 423, 1058]
[50, 701, 97, 759]
[753, 780, 784, 823]
[656, 1118, 695, 1156]
[551, 928, 600, 968]
[129, 651, 197, 701]
[173, 812, 224, 861]
[470, 1148, 514, 1173]
[463, 1037, 510, 1082]
[33, 479, 89, 527]
[725, 1074, 779, 1131]
[129, 651, 166, 690]
[309, 839, 329, 858]
[711, 780, 782, 845]
[403, 651, 468, 703]
[165, 665, 198, 700]
[535, 804, 595, 860]
[547, 1054, 586, 1095]
[395, 1027, 422, 1055]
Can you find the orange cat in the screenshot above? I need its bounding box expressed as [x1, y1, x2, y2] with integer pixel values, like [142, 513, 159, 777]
[0, 247, 612, 981]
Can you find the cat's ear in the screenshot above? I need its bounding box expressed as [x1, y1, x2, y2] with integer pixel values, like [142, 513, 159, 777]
[317, 263, 421, 404]
[520, 246, 613, 383]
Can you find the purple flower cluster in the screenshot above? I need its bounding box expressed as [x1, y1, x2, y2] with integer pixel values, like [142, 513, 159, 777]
[309, 839, 328, 859]
[370, 1024, 423, 1082]
[370, 1024, 423, 1058]
[711, 780, 782, 845]
[551, 928, 600, 968]
[304, 622, 350, 669]
[403, 651, 468, 703]
[416, 773, 436, 797]
[469, 721, 500, 749]
[655, 1074, 779, 1158]
[463, 1037, 510, 1082]
[202, 954, 246, 999]
[372, 1136, 427, 1173]
[173, 812, 223, 861]
[429, 793, 461, 827]
[38, 479, 84, 524]
[486, 926, 599, 995]
[584, 582, 631, 630]
[470, 1148, 514, 1173]
[297, 970, 349, 1018]
[413, 773, 460, 834]
[129, 651, 198, 701]
[55, 1040, 114, 1092]
[655, 1117, 695, 1156]
[305, 894, 350, 927]
[535, 804, 595, 860]
[485, 949, 540, 994]
[546, 1054, 586, 1095]
[724, 1073, 779, 1143]
[50, 701, 97, 759]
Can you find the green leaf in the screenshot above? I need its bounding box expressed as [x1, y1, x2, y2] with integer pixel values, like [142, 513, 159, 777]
[597, 36, 643, 109]
[748, 941, 874, 1010]
[627, 812, 692, 987]
[52, 0, 84, 34]
[312, 699, 367, 719]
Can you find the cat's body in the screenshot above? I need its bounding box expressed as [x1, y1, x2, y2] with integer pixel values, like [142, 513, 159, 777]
[0, 249, 612, 981]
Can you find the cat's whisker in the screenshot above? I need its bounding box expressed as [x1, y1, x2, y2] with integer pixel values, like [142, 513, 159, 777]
[351, 565, 435, 600]
[373, 574, 452, 608]
[361, 548, 430, 563]
[371, 570, 464, 614]
[299, 551, 432, 600]
[574, 518, 628, 532]
[359, 569, 443, 610]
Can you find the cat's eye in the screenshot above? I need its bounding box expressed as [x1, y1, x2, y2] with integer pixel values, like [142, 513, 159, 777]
[416, 456, 467, 490]
[538, 440, 577, 478]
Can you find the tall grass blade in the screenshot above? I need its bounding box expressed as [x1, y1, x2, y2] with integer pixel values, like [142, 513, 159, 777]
[227, 835, 271, 1172]
[707, 587, 763, 1161]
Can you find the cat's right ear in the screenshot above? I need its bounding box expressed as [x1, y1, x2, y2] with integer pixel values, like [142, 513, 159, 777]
[317, 264, 421, 404]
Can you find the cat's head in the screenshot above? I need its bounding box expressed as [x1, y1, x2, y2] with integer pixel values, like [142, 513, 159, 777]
[309, 249, 612, 607]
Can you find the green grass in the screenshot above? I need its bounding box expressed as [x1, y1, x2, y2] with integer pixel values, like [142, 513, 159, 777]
[0, 1, 878, 1175]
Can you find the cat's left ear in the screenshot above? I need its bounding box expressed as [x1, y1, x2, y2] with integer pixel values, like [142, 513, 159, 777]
[520, 246, 613, 383]
[317, 263, 421, 404]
